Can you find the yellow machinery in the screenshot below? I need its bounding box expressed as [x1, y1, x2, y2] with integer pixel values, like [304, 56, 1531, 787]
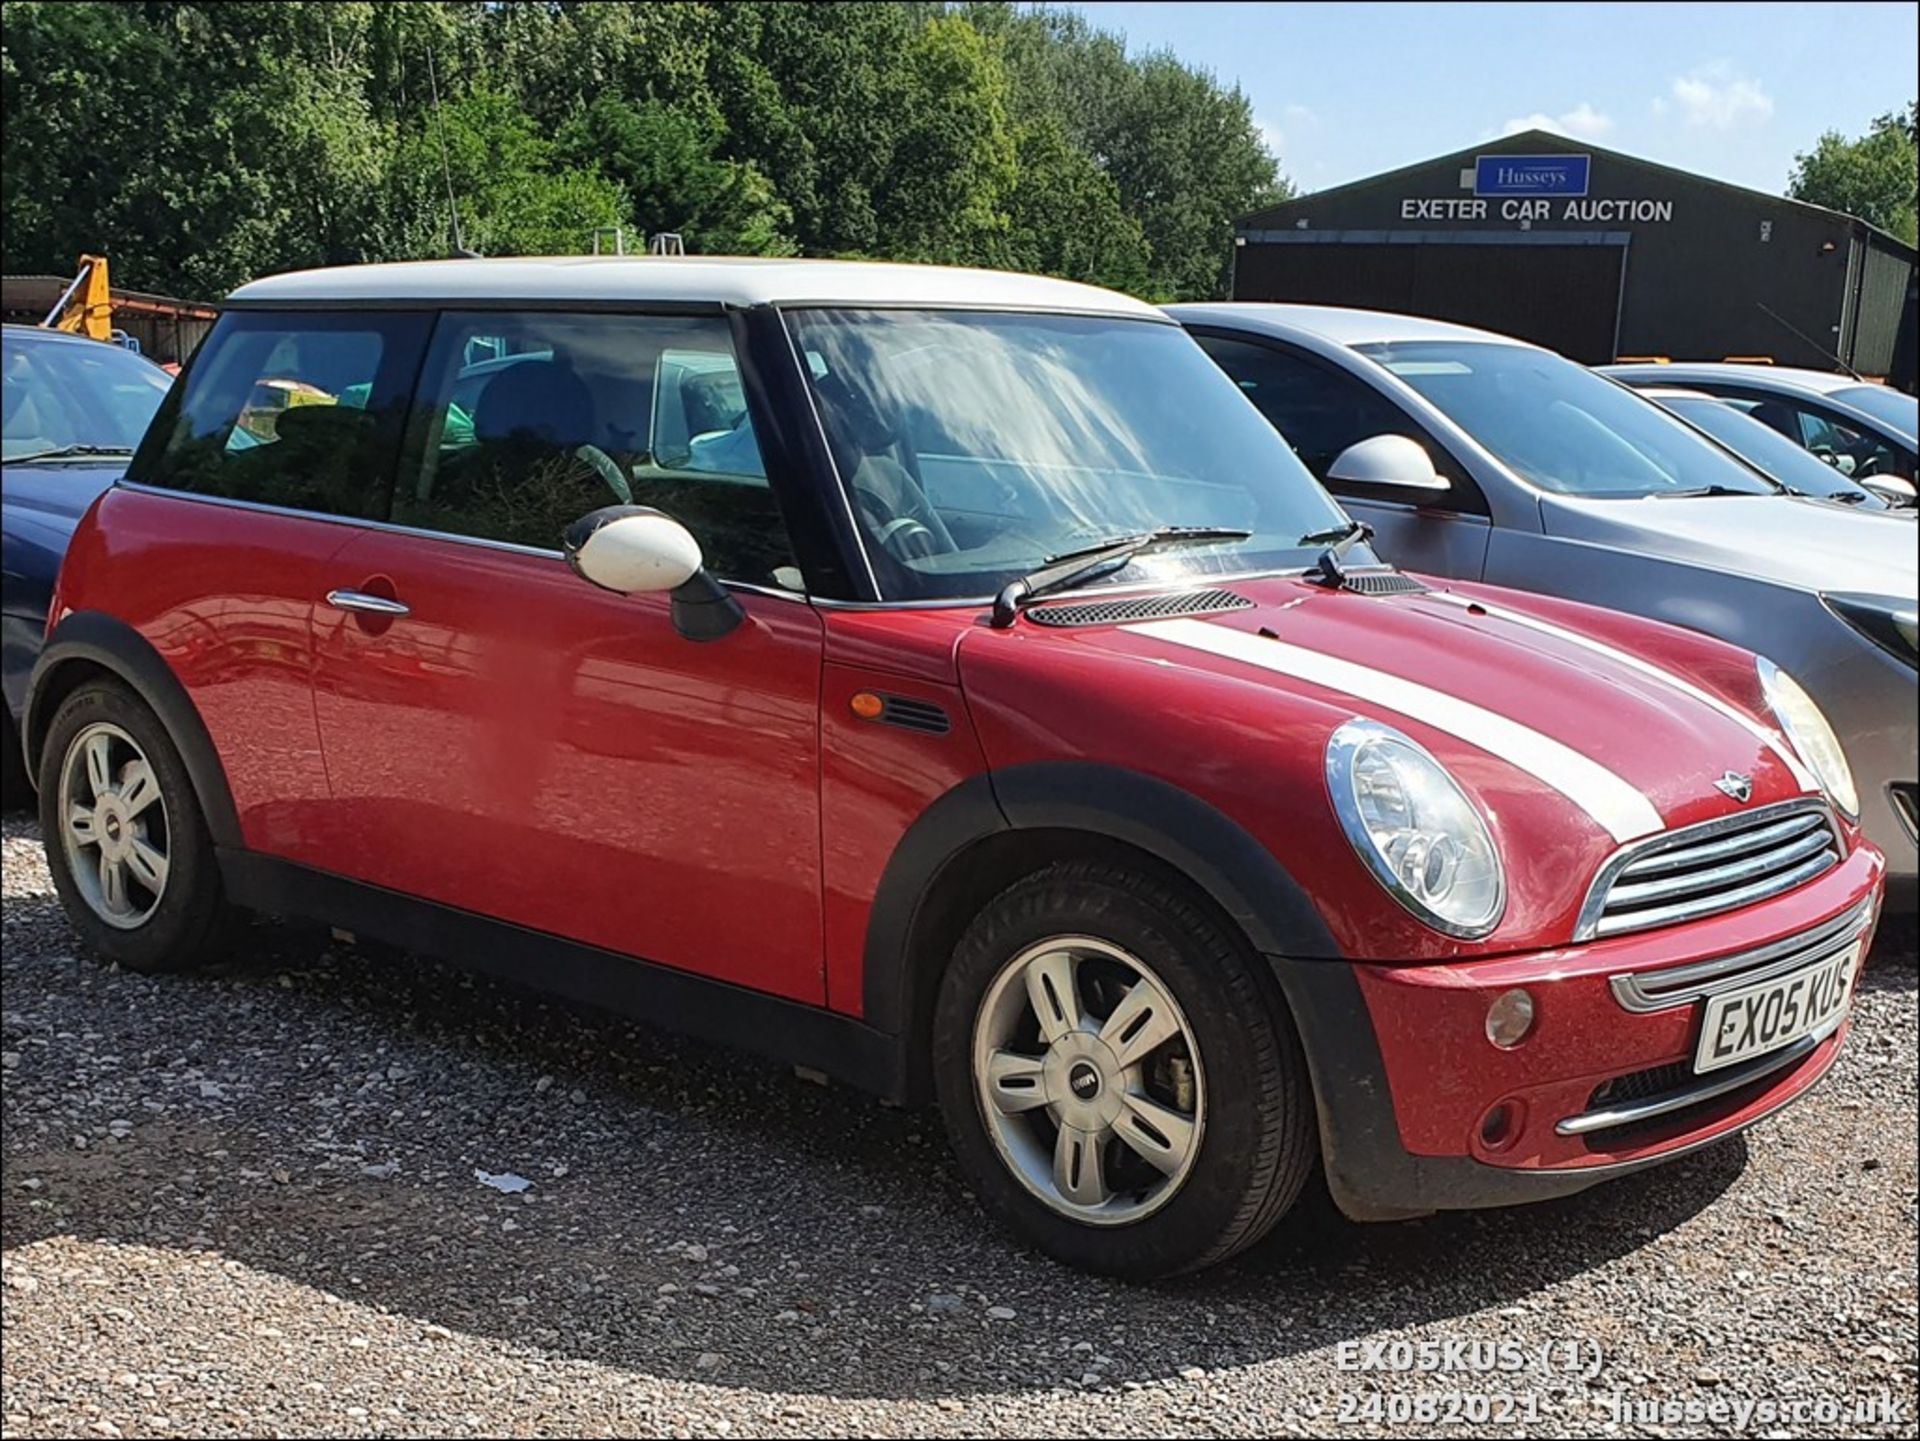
[41, 254, 116, 342]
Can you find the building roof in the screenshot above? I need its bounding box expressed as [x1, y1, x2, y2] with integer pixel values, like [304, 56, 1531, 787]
[1168, 301, 1541, 350]
[227, 256, 1166, 317]
[0, 274, 216, 319]
[1240, 130, 1920, 255]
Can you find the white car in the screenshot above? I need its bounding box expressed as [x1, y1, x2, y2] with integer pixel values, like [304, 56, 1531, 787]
[1603, 362, 1917, 506]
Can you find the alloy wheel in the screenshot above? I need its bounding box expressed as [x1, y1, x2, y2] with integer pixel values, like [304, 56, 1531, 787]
[971, 935, 1205, 1225]
[57, 721, 170, 930]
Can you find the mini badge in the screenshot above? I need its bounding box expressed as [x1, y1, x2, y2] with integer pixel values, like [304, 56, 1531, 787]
[1714, 770, 1755, 803]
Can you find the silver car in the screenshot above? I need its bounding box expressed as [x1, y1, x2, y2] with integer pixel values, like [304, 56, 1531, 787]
[1171, 303, 1919, 912]
[1603, 362, 1918, 506]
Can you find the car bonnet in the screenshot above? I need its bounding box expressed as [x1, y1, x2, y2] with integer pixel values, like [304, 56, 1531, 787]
[1540, 492, 1919, 599]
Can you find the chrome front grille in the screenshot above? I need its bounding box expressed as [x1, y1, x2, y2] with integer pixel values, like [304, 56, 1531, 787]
[1608, 897, 1873, 1013]
[1576, 798, 1843, 940]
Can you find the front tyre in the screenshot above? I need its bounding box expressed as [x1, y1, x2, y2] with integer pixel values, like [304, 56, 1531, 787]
[37, 680, 238, 972]
[933, 861, 1317, 1277]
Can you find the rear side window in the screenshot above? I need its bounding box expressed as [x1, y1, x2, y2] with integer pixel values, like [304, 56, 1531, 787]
[394, 311, 798, 586]
[131, 311, 430, 519]
[1195, 334, 1484, 512]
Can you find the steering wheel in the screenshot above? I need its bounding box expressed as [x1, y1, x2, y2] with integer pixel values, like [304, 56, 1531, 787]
[572, 442, 633, 504]
[851, 457, 958, 562]
[852, 485, 942, 561]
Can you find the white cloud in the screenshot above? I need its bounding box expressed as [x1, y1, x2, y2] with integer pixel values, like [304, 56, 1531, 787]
[1501, 103, 1615, 141]
[1660, 62, 1773, 130]
[1258, 104, 1319, 161]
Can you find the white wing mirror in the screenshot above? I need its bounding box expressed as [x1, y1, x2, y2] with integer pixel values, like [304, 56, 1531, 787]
[1860, 474, 1917, 507]
[563, 505, 744, 641]
[1326, 434, 1450, 492]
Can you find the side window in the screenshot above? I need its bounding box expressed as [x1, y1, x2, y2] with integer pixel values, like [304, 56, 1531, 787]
[132, 311, 429, 519]
[1801, 407, 1904, 481]
[397, 312, 798, 587]
[1722, 389, 1906, 481]
[1195, 335, 1484, 512]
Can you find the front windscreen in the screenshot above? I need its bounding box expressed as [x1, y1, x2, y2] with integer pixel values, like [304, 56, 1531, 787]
[785, 309, 1354, 599]
[1359, 341, 1777, 499]
[3, 335, 171, 461]
[1660, 395, 1879, 504]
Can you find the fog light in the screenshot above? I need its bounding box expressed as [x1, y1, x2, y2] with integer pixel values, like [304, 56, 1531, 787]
[1485, 988, 1535, 1049]
[1479, 1100, 1520, 1149]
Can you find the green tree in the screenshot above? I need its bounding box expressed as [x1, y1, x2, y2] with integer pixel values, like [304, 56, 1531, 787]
[1, 1, 1292, 298]
[556, 97, 793, 255]
[1789, 104, 1919, 245]
[1004, 113, 1153, 292]
[876, 15, 1017, 264]
[966, 2, 1287, 298]
[382, 87, 629, 259]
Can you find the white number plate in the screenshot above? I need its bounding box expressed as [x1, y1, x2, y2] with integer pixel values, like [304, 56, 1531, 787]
[1694, 945, 1859, 1074]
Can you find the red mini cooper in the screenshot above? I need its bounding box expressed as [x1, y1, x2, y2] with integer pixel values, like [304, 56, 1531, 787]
[27, 259, 1883, 1277]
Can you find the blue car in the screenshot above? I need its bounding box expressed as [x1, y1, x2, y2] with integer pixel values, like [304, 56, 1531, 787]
[2, 324, 173, 803]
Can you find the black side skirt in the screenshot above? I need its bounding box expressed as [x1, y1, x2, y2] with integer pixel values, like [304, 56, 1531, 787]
[218, 850, 908, 1102]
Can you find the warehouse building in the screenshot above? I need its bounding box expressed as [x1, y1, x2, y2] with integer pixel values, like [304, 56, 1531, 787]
[1233, 130, 1918, 388]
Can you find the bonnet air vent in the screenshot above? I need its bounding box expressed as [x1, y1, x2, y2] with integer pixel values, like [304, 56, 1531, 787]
[1336, 570, 1427, 596]
[1027, 589, 1255, 628]
[878, 695, 951, 735]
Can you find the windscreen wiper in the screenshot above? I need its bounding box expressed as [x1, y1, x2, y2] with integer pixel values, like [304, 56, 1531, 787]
[1652, 484, 1768, 499]
[989, 526, 1251, 627]
[1299, 518, 1375, 588]
[6, 443, 134, 463]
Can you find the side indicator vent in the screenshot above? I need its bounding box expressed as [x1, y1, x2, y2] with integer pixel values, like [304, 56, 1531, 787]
[874, 695, 951, 735]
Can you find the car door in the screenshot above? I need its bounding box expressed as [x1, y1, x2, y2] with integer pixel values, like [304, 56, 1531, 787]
[103, 309, 430, 868]
[1190, 332, 1493, 579]
[309, 309, 828, 1003]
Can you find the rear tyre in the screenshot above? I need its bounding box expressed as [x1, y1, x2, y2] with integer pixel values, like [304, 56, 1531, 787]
[932, 860, 1317, 1278]
[37, 680, 239, 972]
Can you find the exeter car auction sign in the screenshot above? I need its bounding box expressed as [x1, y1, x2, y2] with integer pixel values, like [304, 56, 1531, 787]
[1395, 153, 1676, 224]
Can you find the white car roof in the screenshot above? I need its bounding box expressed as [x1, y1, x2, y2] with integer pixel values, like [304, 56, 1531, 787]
[226, 256, 1165, 318]
[1165, 302, 1543, 351]
[1602, 362, 1863, 395]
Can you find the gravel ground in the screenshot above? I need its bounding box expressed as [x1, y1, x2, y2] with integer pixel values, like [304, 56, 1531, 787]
[3, 811, 1915, 1439]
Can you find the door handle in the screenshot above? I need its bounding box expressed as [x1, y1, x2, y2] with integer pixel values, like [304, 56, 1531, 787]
[326, 589, 410, 618]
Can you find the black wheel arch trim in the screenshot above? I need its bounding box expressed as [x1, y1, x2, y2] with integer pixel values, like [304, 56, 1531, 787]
[860, 760, 1343, 1050]
[25, 611, 242, 848]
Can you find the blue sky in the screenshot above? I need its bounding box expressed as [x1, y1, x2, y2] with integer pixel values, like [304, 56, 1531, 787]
[1066, 2, 1919, 196]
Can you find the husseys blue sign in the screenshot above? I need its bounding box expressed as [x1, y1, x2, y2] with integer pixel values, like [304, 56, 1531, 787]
[1474, 154, 1591, 198]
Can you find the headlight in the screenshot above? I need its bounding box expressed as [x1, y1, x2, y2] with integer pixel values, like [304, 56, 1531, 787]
[1823, 592, 1918, 668]
[1326, 719, 1505, 938]
[1757, 658, 1858, 818]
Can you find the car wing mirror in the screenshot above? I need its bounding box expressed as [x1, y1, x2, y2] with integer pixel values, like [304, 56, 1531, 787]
[1326, 434, 1451, 493]
[1860, 474, 1916, 507]
[562, 505, 745, 641]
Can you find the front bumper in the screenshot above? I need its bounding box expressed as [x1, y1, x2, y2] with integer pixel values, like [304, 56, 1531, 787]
[1272, 844, 1884, 1220]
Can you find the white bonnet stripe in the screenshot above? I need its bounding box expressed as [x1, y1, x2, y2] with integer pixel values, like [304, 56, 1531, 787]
[1130, 617, 1665, 843]
[1421, 592, 1816, 790]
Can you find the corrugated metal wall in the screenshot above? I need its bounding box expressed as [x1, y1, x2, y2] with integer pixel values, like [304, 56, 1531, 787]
[1849, 234, 1914, 378]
